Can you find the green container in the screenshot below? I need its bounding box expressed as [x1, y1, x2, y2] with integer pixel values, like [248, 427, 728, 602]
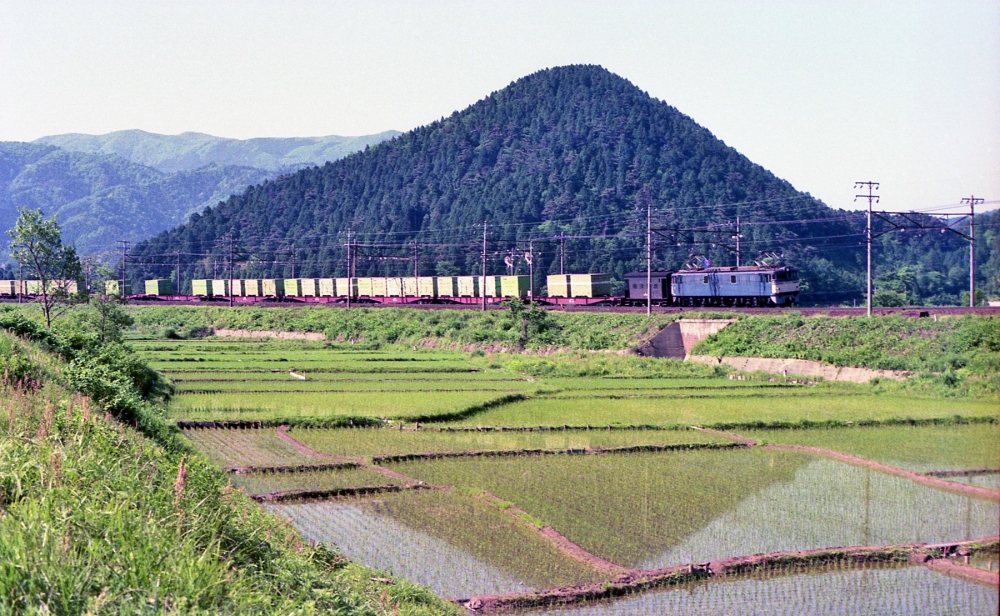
[500, 275, 530, 298]
[262, 279, 284, 297]
[191, 279, 210, 296]
[243, 279, 262, 296]
[106, 280, 132, 296]
[145, 279, 174, 295]
[482, 275, 502, 298]
[547, 274, 570, 298]
[284, 279, 303, 296]
[568, 273, 612, 298]
[356, 278, 373, 296]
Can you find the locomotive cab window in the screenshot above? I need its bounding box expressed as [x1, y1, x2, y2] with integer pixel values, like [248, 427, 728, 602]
[703, 276, 709, 284]
[731, 275, 736, 283]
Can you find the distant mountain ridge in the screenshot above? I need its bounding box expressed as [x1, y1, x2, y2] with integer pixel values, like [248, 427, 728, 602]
[34, 130, 402, 173]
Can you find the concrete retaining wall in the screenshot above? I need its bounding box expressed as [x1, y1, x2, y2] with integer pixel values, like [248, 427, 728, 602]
[688, 355, 908, 383]
[638, 319, 735, 359]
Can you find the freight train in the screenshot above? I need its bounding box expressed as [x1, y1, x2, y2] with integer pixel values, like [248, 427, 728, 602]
[118, 265, 800, 307]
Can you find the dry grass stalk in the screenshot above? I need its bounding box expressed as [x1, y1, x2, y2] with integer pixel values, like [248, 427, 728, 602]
[174, 457, 187, 503]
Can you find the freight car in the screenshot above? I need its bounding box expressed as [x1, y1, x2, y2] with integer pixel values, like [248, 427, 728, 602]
[134, 265, 799, 307]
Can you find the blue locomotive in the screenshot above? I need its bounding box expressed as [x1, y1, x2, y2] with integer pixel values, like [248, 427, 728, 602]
[624, 266, 799, 307]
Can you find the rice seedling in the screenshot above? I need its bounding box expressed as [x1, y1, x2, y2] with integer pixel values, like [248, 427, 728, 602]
[170, 390, 513, 421]
[740, 423, 1000, 472]
[181, 428, 326, 467]
[290, 426, 731, 459]
[448, 394, 999, 428]
[231, 468, 403, 495]
[536, 563, 999, 615]
[392, 449, 1000, 568]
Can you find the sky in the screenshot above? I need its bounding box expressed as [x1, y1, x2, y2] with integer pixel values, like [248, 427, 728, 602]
[1, 1, 998, 213]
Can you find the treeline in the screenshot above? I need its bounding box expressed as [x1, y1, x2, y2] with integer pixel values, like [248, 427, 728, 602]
[126, 65, 996, 305]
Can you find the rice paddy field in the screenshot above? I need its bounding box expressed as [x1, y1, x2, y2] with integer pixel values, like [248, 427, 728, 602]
[139, 335, 1000, 613]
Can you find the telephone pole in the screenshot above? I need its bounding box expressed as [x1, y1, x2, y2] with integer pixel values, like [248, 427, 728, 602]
[854, 181, 879, 317]
[734, 216, 742, 268]
[228, 235, 235, 307]
[118, 240, 130, 301]
[290, 243, 296, 278]
[481, 222, 488, 311]
[175, 252, 181, 297]
[346, 229, 352, 309]
[527, 240, 534, 300]
[559, 231, 565, 275]
[646, 198, 652, 316]
[961, 195, 983, 307]
[413, 241, 419, 278]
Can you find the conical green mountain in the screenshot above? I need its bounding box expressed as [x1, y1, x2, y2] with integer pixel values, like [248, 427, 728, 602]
[130, 65, 987, 303]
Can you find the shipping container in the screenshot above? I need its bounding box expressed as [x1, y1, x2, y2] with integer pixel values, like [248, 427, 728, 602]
[318, 278, 335, 297]
[145, 279, 174, 295]
[457, 276, 479, 297]
[568, 273, 612, 298]
[211, 280, 229, 297]
[499, 275, 530, 298]
[243, 279, 263, 297]
[371, 277, 388, 296]
[546, 274, 570, 298]
[437, 276, 458, 297]
[402, 277, 419, 296]
[230, 279, 247, 296]
[386, 277, 404, 297]
[356, 277, 374, 296]
[335, 278, 356, 297]
[482, 275, 501, 297]
[300, 278, 319, 297]
[417, 276, 437, 297]
[191, 279, 210, 296]
[262, 279, 284, 297]
[283, 279, 303, 297]
[0, 280, 15, 296]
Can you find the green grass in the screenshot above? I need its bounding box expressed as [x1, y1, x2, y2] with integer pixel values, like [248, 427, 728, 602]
[170, 390, 518, 421]
[290, 426, 731, 459]
[0, 333, 456, 615]
[231, 468, 404, 495]
[173, 379, 533, 393]
[446, 393, 999, 427]
[740, 423, 1000, 472]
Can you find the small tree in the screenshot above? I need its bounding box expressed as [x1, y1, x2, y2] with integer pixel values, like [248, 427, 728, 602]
[7, 208, 83, 328]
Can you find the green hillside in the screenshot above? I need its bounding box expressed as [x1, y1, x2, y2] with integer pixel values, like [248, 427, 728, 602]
[128, 65, 994, 305]
[35, 129, 403, 173]
[0, 142, 274, 258]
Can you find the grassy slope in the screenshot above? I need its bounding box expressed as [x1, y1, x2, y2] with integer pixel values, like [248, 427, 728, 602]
[0, 330, 458, 615]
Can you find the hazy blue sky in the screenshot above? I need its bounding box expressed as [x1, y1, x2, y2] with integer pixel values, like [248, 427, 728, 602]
[2, 1, 997, 212]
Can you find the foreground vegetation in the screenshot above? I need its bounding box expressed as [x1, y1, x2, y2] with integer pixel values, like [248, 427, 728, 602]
[0, 309, 457, 614]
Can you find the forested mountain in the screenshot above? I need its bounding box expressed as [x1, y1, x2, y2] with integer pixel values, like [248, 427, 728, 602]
[0, 142, 275, 258]
[127, 65, 996, 305]
[35, 130, 401, 173]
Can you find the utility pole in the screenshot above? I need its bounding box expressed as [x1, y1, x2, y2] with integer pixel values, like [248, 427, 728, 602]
[413, 241, 419, 278]
[482, 222, 488, 311]
[646, 198, 652, 316]
[559, 231, 565, 275]
[228, 235, 235, 307]
[346, 229, 352, 309]
[527, 240, 534, 300]
[17, 261, 22, 303]
[118, 240, 130, 301]
[176, 251, 181, 297]
[854, 181, 879, 317]
[961, 195, 983, 307]
[734, 216, 742, 268]
[290, 244, 296, 278]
